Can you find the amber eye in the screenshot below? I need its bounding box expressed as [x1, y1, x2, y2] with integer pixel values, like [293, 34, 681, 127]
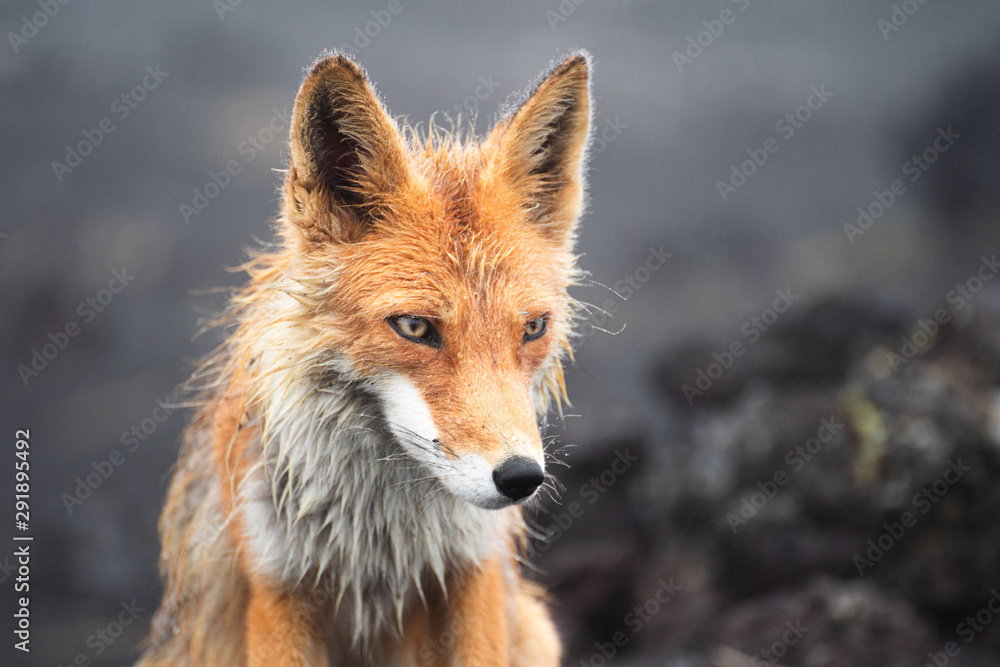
[524, 316, 548, 342]
[388, 315, 440, 347]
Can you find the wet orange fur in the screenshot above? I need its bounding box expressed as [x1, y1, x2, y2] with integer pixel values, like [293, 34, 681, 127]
[138, 51, 592, 666]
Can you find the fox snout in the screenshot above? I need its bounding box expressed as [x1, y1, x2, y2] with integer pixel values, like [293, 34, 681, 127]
[372, 370, 549, 509]
[493, 456, 545, 501]
[430, 406, 549, 509]
[446, 448, 546, 509]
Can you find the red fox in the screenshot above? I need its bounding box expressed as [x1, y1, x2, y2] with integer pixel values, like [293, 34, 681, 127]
[138, 50, 592, 666]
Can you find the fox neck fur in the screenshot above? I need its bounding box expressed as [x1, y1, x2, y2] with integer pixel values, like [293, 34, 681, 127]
[234, 300, 519, 647]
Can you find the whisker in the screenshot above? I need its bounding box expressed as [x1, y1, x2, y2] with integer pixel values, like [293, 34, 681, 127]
[580, 278, 627, 301]
[591, 322, 627, 335]
[575, 300, 616, 318]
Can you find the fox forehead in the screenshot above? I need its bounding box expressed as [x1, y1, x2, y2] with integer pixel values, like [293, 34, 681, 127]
[334, 236, 567, 319]
[323, 168, 574, 322]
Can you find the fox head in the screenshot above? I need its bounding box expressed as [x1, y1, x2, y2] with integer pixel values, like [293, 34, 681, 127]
[264, 52, 591, 511]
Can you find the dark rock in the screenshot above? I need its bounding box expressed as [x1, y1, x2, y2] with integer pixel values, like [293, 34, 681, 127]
[544, 297, 1000, 663]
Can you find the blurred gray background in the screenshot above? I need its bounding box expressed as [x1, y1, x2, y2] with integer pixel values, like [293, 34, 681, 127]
[2, 1, 1000, 665]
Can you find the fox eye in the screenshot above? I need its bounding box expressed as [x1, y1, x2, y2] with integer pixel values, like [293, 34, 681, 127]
[389, 315, 440, 347]
[524, 316, 548, 342]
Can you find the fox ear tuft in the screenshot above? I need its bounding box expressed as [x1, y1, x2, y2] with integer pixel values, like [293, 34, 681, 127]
[487, 51, 593, 244]
[284, 54, 409, 243]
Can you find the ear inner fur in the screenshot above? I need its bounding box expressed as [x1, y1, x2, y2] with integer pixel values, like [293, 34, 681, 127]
[286, 54, 414, 243]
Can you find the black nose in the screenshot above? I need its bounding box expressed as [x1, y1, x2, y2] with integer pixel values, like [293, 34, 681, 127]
[492, 457, 544, 501]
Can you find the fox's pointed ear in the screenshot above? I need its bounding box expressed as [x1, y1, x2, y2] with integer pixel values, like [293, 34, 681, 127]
[486, 51, 592, 244]
[283, 54, 411, 243]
